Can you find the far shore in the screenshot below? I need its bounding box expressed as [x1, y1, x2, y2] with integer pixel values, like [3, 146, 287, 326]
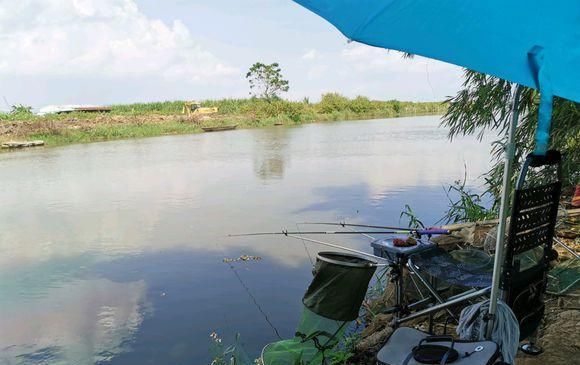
[0, 96, 446, 149]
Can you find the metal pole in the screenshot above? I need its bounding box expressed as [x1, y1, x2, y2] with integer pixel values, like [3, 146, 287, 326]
[554, 237, 580, 259]
[486, 84, 523, 339]
[397, 286, 491, 325]
[395, 257, 405, 319]
[407, 261, 457, 321]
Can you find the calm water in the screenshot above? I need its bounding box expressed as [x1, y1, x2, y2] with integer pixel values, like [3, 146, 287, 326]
[0, 116, 493, 364]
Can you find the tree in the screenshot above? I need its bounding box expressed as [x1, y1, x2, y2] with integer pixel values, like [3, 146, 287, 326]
[246, 62, 289, 101]
[441, 70, 579, 204]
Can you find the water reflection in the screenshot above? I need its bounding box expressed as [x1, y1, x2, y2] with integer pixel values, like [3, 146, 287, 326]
[296, 183, 450, 226]
[252, 127, 290, 181]
[0, 277, 147, 365]
[0, 116, 493, 363]
[86, 249, 313, 365]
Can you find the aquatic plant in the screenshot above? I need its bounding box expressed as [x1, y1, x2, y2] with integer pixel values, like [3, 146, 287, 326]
[440, 179, 496, 224]
[327, 333, 360, 365]
[399, 204, 426, 229]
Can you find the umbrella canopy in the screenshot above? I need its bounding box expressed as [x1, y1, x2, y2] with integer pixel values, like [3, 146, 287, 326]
[292, 0, 580, 154]
[291, 0, 579, 342]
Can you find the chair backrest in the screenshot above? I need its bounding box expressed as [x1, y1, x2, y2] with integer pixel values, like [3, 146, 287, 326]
[501, 150, 562, 339]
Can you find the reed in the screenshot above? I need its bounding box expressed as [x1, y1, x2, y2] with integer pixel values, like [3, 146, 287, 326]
[1, 94, 447, 148]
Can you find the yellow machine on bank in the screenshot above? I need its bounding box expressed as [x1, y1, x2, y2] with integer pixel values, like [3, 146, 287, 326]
[182, 101, 218, 116]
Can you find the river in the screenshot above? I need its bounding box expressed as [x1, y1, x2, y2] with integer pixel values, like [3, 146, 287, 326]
[0, 116, 494, 364]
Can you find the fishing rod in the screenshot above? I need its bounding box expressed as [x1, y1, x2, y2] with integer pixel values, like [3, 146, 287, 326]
[299, 222, 450, 236]
[339, 225, 376, 241]
[228, 230, 391, 264]
[229, 229, 414, 237]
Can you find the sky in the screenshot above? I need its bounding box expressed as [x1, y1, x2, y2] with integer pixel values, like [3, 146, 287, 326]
[0, 0, 465, 110]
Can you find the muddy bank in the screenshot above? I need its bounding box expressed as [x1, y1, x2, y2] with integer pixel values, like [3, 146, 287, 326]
[0, 103, 444, 148]
[0, 114, 197, 140]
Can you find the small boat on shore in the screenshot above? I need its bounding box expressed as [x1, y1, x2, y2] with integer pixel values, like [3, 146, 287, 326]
[201, 125, 237, 132]
[1, 140, 45, 149]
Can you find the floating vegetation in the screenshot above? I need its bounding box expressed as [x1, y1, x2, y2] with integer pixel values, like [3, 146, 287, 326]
[223, 255, 262, 263]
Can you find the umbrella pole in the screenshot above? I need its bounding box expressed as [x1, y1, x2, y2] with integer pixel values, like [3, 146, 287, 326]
[486, 84, 523, 339]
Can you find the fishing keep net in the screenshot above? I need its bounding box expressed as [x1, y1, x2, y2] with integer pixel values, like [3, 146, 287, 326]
[261, 252, 377, 365]
[547, 257, 580, 295]
[485, 227, 579, 295]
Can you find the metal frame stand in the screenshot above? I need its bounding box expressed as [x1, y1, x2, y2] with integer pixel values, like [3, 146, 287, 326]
[372, 240, 458, 327]
[520, 341, 544, 355]
[384, 255, 421, 319]
[486, 84, 523, 339]
[371, 239, 478, 330]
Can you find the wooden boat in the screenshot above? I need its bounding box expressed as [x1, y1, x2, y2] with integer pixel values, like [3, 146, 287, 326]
[201, 125, 237, 132]
[73, 106, 111, 113]
[1, 140, 44, 149]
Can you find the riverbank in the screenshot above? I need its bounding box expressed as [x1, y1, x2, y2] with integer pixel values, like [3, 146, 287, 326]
[351, 209, 580, 365]
[0, 95, 445, 148]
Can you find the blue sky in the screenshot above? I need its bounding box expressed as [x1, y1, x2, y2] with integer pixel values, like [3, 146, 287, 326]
[0, 0, 464, 109]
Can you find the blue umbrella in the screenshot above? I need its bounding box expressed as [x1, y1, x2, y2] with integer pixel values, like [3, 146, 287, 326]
[291, 0, 579, 340]
[292, 0, 580, 155]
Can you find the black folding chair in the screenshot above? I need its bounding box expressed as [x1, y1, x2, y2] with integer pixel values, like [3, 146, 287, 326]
[383, 150, 563, 362]
[500, 150, 561, 353]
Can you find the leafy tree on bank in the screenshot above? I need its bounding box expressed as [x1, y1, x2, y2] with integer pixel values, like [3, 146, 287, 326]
[246, 62, 289, 101]
[441, 70, 579, 207]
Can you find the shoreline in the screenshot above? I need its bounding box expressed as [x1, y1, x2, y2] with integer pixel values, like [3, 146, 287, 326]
[0, 105, 445, 150]
[351, 214, 580, 364]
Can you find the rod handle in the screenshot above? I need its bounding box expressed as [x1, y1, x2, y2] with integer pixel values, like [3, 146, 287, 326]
[416, 228, 450, 235]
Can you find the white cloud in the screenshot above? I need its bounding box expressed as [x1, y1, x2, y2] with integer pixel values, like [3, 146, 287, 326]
[301, 49, 320, 60]
[0, 0, 237, 81]
[287, 43, 463, 101]
[306, 65, 328, 79]
[341, 44, 457, 73]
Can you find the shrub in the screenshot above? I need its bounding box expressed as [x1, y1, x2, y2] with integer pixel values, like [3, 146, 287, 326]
[318, 93, 350, 113]
[348, 96, 373, 114]
[241, 99, 304, 122]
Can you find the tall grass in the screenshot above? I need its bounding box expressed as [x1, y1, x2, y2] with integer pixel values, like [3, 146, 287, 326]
[107, 94, 445, 121]
[27, 122, 202, 146]
[3, 94, 446, 122]
[1, 93, 447, 147]
[109, 101, 185, 114]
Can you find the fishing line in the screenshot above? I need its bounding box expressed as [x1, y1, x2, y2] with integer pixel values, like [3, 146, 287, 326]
[341, 225, 376, 241]
[2, 96, 10, 110]
[215, 240, 283, 340]
[298, 222, 450, 234]
[299, 221, 415, 231]
[284, 234, 390, 265]
[296, 223, 314, 266]
[425, 61, 436, 99]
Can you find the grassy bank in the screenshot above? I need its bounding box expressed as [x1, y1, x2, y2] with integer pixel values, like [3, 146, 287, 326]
[1, 93, 446, 148]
